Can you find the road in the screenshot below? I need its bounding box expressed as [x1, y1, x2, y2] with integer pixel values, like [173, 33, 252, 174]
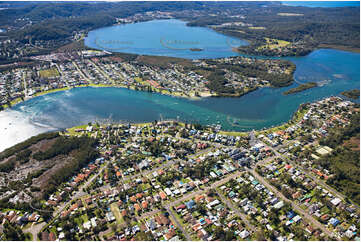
[215, 188, 256, 233]
[88, 59, 116, 85]
[72, 61, 92, 84]
[166, 207, 192, 241]
[24, 221, 46, 241]
[55, 63, 70, 87]
[247, 168, 336, 239]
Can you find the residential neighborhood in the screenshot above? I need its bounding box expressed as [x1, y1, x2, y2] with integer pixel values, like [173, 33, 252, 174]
[1, 96, 357, 241]
[0, 50, 295, 109]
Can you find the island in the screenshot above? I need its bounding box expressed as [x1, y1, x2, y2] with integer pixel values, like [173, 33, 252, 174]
[283, 82, 318, 95]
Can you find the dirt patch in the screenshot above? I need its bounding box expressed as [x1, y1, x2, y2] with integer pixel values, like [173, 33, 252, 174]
[31, 138, 57, 153]
[32, 154, 74, 190]
[136, 55, 192, 68]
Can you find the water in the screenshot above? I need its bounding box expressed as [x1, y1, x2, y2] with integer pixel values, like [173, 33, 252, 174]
[84, 19, 248, 59]
[282, 1, 360, 8]
[1, 21, 359, 151]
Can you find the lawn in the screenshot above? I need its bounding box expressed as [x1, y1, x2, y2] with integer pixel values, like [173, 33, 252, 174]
[66, 124, 88, 136]
[39, 68, 60, 79]
[257, 38, 291, 50]
[110, 202, 124, 225]
[249, 26, 266, 30]
[219, 130, 248, 137]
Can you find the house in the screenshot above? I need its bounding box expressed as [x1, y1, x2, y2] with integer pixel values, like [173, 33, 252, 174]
[330, 197, 341, 207]
[273, 201, 284, 209]
[287, 211, 296, 219]
[293, 215, 302, 223]
[41, 232, 49, 241]
[239, 230, 250, 239]
[159, 191, 167, 200]
[142, 201, 148, 209]
[186, 200, 196, 210]
[134, 204, 141, 212]
[159, 214, 170, 225]
[164, 188, 173, 196]
[164, 229, 176, 240]
[329, 218, 340, 227]
[176, 204, 186, 211]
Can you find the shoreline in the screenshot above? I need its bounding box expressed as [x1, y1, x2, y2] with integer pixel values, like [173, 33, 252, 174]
[0, 82, 246, 112]
[0, 84, 202, 111]
[64, 99, 311, 138]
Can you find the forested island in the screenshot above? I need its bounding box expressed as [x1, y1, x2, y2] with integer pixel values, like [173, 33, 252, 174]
[283, 82, 317, 95]
[341, 89, 360, 99]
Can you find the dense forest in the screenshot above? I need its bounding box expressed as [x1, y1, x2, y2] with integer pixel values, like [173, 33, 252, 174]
[317, 111, 360, 203]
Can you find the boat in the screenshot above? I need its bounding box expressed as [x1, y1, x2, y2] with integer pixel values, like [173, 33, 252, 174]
[190, 48, 203, 52]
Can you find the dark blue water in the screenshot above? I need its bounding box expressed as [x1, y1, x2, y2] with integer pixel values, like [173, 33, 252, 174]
[282, 1, 360, 7]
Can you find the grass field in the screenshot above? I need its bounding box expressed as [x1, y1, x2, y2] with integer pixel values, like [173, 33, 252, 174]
[39, 68, 60, 79]
[249, 26, 266, 30]
[257, 37, 291, 50]
[219, 130, 248, 137]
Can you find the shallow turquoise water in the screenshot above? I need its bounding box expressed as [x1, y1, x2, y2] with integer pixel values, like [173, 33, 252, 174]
[10, 48, 359, 132]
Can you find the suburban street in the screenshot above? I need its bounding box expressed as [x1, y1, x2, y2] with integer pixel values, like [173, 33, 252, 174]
[247, 167, 336, 239]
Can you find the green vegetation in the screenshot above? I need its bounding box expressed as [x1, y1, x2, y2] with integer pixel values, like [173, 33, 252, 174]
[0, 157, 16, 173]
[1, 221, 26, 240]
[283, 82, 317, 95]
[186, 58, 295, 95]
[317, 111, 360, 203]
[341, 89, 360, 99]
[15, 149, 32, 164]
[187, 3, 359, 56]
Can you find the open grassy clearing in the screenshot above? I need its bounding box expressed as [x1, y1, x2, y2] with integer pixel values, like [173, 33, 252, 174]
[257, 37, 291, 50]
[39, 68, 60, 79]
